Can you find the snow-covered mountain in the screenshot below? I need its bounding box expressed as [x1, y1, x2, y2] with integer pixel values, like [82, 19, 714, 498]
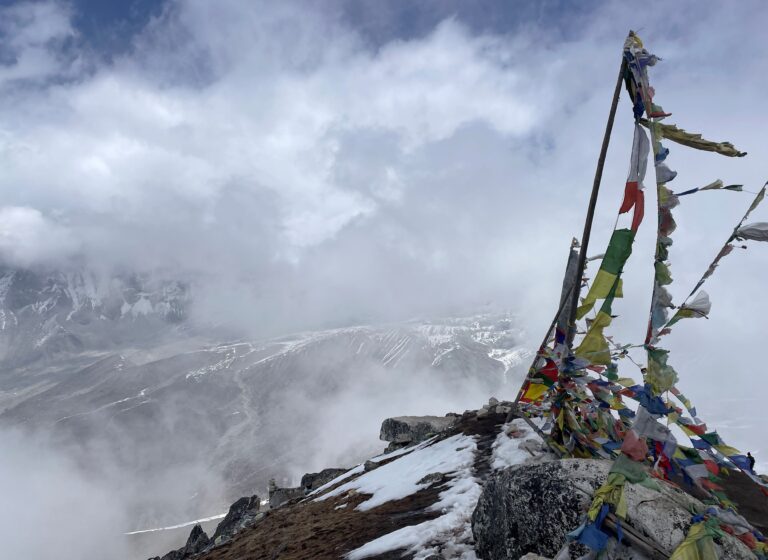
[0, 268, 533, 557]
[0, 266, 189, 367]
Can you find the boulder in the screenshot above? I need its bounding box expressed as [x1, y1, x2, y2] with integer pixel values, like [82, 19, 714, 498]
[472, 459, 754, 560]
[379, 415, 457, 444]
[211, 495, 260, 543]
[301, 468, 348, 492]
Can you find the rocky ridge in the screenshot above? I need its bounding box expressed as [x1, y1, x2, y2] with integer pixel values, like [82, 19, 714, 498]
[147, 399, 768, 560]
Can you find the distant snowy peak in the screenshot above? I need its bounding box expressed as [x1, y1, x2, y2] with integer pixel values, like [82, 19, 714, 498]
[0, 267, 189, 325]
[185, 314, 532, 385]
[0, 265, 190, 366]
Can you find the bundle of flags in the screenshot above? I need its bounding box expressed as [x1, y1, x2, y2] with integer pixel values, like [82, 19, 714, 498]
[513, 31, 768, 559]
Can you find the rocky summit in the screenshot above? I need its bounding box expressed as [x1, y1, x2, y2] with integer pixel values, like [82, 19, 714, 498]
[147, 399, 768, 559]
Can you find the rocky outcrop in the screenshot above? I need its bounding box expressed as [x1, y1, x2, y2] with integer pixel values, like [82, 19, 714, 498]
[268, 479, 304, 508]
[476, 397, 515, 418]
[211, 495, 261, 544]
[379, 415, 458, 447]
[301, 468, 348, 493]
[471, 459, 754, 560]
[150, 524, 210, 560]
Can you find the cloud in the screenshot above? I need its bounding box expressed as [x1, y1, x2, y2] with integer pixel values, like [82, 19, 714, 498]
[0, 206, 78, 267]
[0, 0, 767, 402]
[0, 0, 80, 85]
[0, 428, 133, 560]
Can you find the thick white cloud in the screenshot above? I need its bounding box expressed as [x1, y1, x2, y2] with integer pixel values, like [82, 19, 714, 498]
[0, 205, 78, 267]
[0, 0, 767, 405]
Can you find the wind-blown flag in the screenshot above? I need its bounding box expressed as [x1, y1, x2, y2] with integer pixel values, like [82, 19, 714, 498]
[576, 228, 634, 320]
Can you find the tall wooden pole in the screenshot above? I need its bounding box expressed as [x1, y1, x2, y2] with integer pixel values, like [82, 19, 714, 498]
[566, 54, 628, 346]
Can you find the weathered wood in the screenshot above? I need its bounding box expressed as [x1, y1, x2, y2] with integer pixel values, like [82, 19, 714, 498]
[566, 53, 629, 346]
[605, 512, 670, 559]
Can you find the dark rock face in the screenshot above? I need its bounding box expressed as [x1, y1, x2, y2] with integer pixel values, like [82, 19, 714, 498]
[301, 468, 348, 492]
[379, 415, 457, 445]
[212, 495, 261, 543]
[148, 497, 263, 560]
[150, 524, 210, 560]
[184, 525, 211, 555]
[472, 461, 596, 560]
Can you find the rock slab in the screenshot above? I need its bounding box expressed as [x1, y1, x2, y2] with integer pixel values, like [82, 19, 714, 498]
[471, 459, 754, 560]
[212, 495, 260, 543]
[301, 468, 348, 492]
[379, 415, 458, 444]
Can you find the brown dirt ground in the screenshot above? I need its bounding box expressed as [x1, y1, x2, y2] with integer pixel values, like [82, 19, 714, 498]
[197, 484, 442, 560]
[197, 412, 509, 560]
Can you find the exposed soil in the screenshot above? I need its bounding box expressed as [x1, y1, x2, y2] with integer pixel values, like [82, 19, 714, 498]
[197, 475, 444, 560]
[457, 410, 508, 482]
[197, 413, 510, 560]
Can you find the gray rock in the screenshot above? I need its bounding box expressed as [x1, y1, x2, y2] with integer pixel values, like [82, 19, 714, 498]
[364, 460, 379, 472]
[383, 441, 408, 454]
[268, 485, 304, 509]
[301, 468, 348, 492]
[183, 524, 210, 555]
[211, 495, 260, 542]
[153, 524, 210, 560]
[417, 472, 446, 485]
[379, 415, 457, 444]
[472, 459, 754, 560]
[488, 397, 499, 406]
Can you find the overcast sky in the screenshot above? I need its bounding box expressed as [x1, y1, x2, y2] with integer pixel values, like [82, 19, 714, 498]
[2, 1, 768, 449]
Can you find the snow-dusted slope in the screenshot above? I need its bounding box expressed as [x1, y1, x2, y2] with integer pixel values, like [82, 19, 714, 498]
[0, 309, 531, 543]
[153, 404, 552, 560]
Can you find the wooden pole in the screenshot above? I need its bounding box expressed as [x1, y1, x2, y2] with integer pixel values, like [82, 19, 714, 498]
[566, 53, 629, 346]
[513, 240, 578, 406]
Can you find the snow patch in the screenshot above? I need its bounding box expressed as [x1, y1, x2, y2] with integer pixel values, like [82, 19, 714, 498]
[125, 513, 226, 535]
[343, 434, 480, 559]
[490, 418, 543, 470]
[318, 434, 474, 511]
[309, 441, 427, 498]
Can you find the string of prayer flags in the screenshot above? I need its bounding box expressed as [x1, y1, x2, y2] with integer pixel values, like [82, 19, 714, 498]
[677, 179, 744, 196]
[656, 183, 767, 339]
